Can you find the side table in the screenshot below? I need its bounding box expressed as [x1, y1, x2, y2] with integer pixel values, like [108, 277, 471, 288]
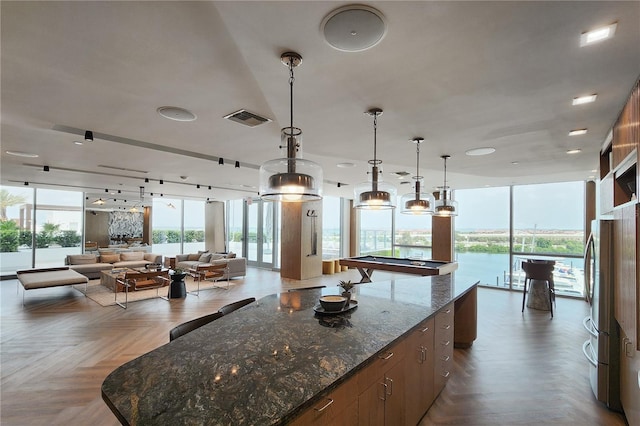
[164, 256, 176, 269]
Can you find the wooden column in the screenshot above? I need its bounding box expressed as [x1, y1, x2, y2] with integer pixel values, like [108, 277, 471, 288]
[349, 200, 358, 257]
[143, 207, 151, 245]
[432, 215, 453, 262]
[280, 200, 322, 280]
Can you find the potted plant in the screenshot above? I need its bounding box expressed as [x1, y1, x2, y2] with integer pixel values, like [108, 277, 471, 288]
[338, 280, 354, 303]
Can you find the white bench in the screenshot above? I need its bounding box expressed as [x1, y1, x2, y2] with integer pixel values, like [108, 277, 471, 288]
[17, 267, 89, 305]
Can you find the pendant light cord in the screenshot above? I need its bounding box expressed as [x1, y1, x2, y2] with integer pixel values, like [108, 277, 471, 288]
[289, 58, 294, 132]
[373, 112, 378, 163]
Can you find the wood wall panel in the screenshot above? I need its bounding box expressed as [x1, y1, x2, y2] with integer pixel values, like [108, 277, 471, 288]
[612, 80, 639, 169]
[281, 201, 322, 280]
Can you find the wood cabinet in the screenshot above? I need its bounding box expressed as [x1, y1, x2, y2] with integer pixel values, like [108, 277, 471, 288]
[289, 377, 358, 426]
[620, 327, 640, 426]
[357, 339, 406, 426]
[434, 303, 455, 396]
[613, 204, 638, 350]
[405, 318, 435, 425]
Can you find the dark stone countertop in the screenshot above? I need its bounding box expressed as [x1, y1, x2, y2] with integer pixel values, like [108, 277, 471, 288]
[101, 272, 478, 425]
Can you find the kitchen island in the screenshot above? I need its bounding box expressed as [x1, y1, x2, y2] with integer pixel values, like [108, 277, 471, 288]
[101, 273, 478, 425]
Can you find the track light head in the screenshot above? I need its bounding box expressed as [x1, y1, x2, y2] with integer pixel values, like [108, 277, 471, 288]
[218, 158, 224, 165]
[235, 161, 240, 168]
[43, 165, 50, 172]
[84, 130, 93, 142]
[145, 178, 149, 183]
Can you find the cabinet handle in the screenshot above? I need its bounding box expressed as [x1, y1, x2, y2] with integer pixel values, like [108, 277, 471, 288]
[440, 340, 451, 347]
[417, 347, 424, 364]
[420, 326, 430, 333]
[385, 377, 393, 396]
[440, 355, 450, 362]
[441, 371, 450, 378]
[379, 383, 387, 401]
[623, 338, 634, 357]
[379, 352, 394, 360]
[440, 324, 451, 330]
[444, 309, 452, 314]
[313, 398, 334, 412]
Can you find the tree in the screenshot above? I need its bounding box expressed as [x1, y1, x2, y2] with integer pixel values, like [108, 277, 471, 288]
[0, 189, 27, 220]
[0, 220, 20, 252]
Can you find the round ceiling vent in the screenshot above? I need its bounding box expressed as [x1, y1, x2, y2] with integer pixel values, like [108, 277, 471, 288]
[157, 106, 197, 122]
[321, 5, 387, 52]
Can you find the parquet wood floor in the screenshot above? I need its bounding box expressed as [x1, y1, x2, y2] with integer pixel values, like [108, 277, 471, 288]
[0, 268, 629, 425]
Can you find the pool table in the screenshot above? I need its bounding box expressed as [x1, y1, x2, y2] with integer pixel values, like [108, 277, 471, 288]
[339, 255, 458, 282]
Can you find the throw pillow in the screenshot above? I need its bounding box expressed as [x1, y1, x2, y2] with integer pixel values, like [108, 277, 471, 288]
[226, 252, 237, 259]
[198, 250, 209, 255]
[188, 253, 200, 261]
[198, 253, 211, 263]
[209, 253, 225, 261]
[68, 254, 98, 265]
[100, 254, 120, 264]
[120, 251, 144, 261]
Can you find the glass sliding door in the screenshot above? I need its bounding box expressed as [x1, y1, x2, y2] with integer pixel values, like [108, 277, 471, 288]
[34, 189, 83, 269]
[245, 198, 276, 269]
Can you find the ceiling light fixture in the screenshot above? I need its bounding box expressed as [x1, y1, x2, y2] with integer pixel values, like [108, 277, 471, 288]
[157, 106, 197, 122]
[572, 94, 597, 105]
[354, 108, 396, 210]
[235, 161, 240, 168]
[208, 186, 212, 190]
[85, 131, 93, 142]
[401, 138, 434, 215]
[159, 179, 164, 184]
[567, 149, 582, 155]
[24, 182, 29, 186]
[92, 198, 105, 205]
[145, 178, 149, 183]
[259, 52, 323, 202]
[197, 184, 200, 189]
[465, 147, 496, 156]
[43, 165, 50, 172]
[434, 155, 458, 217]
[6, 151, 39, 158]
[218, 158, 224, 165]
[580, 22, 617, 47]
[569, 128, 588, 136]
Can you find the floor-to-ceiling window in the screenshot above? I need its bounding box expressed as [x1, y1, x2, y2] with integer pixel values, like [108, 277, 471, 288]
[322, 196, 342, 258]
[151, 197, 182, 256]
[454, 186, 510, 287]
[226, 199, 243, 255]
[394, 207, 433, 258]
[34, 189, 83, 268]
[359, 209, 393, 256]
[0, 185, 34, 275]
[183, 199, 205, 253]
[512, 181, 585, 296]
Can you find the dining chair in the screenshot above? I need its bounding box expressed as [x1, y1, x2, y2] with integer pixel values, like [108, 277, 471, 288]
[219, 297, 256, 316]
[521, 261, 555, 318]
[169, 312, 224, 341]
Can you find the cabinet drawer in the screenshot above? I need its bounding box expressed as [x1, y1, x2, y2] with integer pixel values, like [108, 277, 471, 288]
[357, 338, 407, 393]
[290, 376, 358, 426]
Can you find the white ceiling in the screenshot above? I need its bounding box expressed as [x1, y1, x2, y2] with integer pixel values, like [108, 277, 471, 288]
[2, 1, 639, 210]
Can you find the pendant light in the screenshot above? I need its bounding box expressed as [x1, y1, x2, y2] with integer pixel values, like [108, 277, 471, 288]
[259, 52, 323, 202]
[354, 108, 396, 209]
[401, 138, 434, 215]
[434, 155, 458, 216]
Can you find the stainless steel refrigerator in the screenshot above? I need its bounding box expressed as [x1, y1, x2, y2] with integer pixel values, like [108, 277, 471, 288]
[582, 218, 621, 411]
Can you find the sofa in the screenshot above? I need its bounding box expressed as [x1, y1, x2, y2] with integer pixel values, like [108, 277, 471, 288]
[175, 252, 246, 280]
[65, 252, 163, 279]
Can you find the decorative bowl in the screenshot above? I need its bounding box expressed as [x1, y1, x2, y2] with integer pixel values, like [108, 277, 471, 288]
[319, 295, 347, 312]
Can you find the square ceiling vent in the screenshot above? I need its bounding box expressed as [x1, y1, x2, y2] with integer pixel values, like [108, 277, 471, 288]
[223, 109, 272, 127]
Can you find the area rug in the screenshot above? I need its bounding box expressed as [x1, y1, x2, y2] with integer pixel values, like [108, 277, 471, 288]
[75, 278, 237, 307]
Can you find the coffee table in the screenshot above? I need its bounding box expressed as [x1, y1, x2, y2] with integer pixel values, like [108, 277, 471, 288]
[101, 269, 136, 292]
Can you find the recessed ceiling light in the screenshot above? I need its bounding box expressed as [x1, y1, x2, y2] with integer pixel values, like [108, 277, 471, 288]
[157, 106, 197, 122]
[511, 161, 519, 165]
[569, 129, 588, 136]
[465, 147, 496, 156]
[580, 22, 617, 46]
[572, 94, 597, 105]
[74, 140, 84, 146]
[567, 149, 582, 154]
[5, 150, 39, 158]
[337, 162, 355, 168]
